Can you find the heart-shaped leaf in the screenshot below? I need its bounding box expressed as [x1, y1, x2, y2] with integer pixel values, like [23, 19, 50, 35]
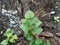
[27, 35, 34, 41]
[21, 19, 27, 24]
[9, 35, 17, 43]
[35, 38, 42, 45]
[33, 27, 43, 34]
[20, 24, 29, 34]
[31, 17, 42, 27]
[25, 10, 35, 19]
[29, 41, 34, 45]
[4, 28, 13, 37]
[1, 38, 9, 45]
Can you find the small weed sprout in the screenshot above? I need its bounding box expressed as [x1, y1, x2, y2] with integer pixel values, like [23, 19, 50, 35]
[0, 28, 18, 45]
[20, 10, 51, 45]
[54, 16, 60, 22]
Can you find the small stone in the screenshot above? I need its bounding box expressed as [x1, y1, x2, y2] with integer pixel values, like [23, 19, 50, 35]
[1, 31, 3, 34]
[5, 14, 10, 16]
[56, 32, 60, 37]
[55, 6, 58, 8]
[11, 10, 17, 14]
[50, 11, 55, 14]
[10, 19, 13, 21]
[2, 9, 6, 14]
[10, 21, 16, 24]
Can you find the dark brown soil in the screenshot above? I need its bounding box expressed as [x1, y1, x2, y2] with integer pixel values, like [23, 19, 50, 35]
[0, 0, 60, 45]
[0, 13, 10, 42]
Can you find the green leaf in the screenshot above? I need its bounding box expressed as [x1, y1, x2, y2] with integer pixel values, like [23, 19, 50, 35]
[1, 38, 9, 45]
[25, 20, 33, 26]
[4, 28, 13, 37]
[43, 41, 47, 45]
[9, 35, 17, 43]
[11, 34, 17, 39]
[35, 21, 42, 27]
[46, 40, 50, 45]
[31, 17, 42, 27]
[21, 19, 33, 26]
[35, 38, 43, 45]
[29, 41, 34, 45]
[25, 32, 34, 41]
[27, 35, 34, 41]
[21, 19, 27, 24]
[20, 24, 29, 34]
[9, 38, 15, 43]
[25, 10, 35, 19]
[57, 20, 59, 22]
[54, 16, 60, 20]
[33, 27, 43, 34]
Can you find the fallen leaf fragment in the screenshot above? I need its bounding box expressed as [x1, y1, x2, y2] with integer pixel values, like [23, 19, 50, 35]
[40, 32, 53, 37]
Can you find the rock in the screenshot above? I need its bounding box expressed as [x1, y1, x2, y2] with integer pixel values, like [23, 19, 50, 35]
[50, 11, 55, 14]
[56, 32, 60, 37]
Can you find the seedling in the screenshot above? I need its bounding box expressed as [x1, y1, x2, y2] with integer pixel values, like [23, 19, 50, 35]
[0, 28, 18, 45]
[54, 16, 60, 22]
[20, 10, 43, 36]
[20, 10, 51, 45]
[20, 10, 44, 45]
[43, 40, 51, 45]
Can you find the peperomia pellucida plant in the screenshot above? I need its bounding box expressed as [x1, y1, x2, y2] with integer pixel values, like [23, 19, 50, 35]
[54, 16, 60, 22]
[0, 28, 18, 45]
[20, 10, 51, 45]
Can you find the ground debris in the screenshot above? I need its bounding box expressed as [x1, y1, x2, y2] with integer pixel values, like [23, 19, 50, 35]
[40, 31, 53, 38]
[56, 32, 60, 37]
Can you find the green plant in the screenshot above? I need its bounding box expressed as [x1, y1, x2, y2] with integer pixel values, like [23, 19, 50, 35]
[20, 10, 43, 45]
[46, 40, 51, 45]
[54, 16, 60, 22]
[43, 40, 51, 45]
[0, 28, 18, 45]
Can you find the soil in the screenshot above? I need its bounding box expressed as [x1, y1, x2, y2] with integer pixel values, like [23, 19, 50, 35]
[0, 0, 60, 45]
